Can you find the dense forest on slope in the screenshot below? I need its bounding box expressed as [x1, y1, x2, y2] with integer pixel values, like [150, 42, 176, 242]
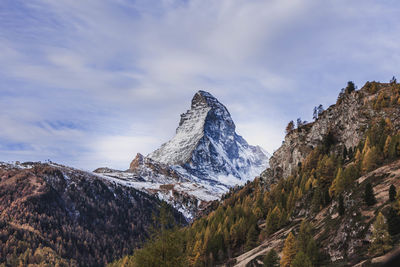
[0, 163, 186, 266]
[111, 80, 400, 266]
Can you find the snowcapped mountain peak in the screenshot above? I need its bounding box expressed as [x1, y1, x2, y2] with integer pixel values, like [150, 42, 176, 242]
[149, 90, 235, 165]
[191, 90, 228, 110]
[148, 90, 269, 183]
[97, 90, 269, 220]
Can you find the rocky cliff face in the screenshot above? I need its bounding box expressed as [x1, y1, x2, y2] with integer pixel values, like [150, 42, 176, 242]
[265, 82, 400, 182]
[96, 90, 269, 220]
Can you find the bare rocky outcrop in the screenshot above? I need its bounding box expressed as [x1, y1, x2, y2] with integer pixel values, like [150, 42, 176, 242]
[264, 83, 400, 182]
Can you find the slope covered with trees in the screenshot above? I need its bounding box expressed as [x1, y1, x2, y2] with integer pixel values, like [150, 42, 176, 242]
[0, 163, 185, 266]
[111, 80, 400, 266]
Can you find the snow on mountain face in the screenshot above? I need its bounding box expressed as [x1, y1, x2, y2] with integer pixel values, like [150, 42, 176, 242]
[148, 91, 212, 165]
[149, 90, 269, 185]
[95, 90, 269, 220]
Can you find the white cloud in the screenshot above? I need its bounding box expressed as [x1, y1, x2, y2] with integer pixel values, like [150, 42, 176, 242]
[89, 135, 159, 170]
[1, 0, 400, 169]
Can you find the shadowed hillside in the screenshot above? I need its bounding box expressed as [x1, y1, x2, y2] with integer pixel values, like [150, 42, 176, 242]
[0, 163, 185, 266]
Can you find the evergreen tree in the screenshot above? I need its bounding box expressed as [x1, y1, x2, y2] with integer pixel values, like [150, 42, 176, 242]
[343, 146, 348, 160]
[362, 137, 371, 155]
[291, 251, 313, 267]
[244, 224, 258, 251]
[296, 220, 319, 265]
[132, 203, 187, 267]
[280, 232, 297, 267]
[317, 104, 324, 116]
[348, 147, 354, 159]
[389, 185, 396, 202]
[387, 207, 400, 236]
[343, 163, 359, 184]
[286, 121, 295, 134]
[369, 212, 392, 256]
[313, 107, 318, 120]
[263, 249, 279, 267]
[265, 207, 281, 235]
[364, 183, 376, 206]
[306, 238, 319, 265]
[297, 220, 312, 252]
[323, 188, 331, 207]
[338, 194, 345, 216]
[362, 146, 380, 174]
[384, 136, 392, 158]
[388, 136, 400, 159]
[345, 81, 356, 94]
[296, 118, 303, 128]
[355, 149, 362, 165]
[311, 187, 322, 212]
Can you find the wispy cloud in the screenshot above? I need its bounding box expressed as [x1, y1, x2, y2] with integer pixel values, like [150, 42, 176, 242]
[1, 0, 400, 170]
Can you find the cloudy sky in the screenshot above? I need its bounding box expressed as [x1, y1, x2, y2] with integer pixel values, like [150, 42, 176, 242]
[1, 0, 400, 170]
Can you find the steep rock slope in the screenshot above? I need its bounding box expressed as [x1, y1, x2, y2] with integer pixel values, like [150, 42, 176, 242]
[96, 91, 269, 220]
[0, 162, 185, 266]
[265, 82, 400, 181]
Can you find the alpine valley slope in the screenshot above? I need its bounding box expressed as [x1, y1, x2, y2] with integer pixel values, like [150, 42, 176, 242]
[95, 91, 269, 220]
[110, 81, 400, 267]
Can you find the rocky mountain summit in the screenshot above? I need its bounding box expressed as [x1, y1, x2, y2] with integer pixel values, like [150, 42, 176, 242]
[95, 91, 269, 220]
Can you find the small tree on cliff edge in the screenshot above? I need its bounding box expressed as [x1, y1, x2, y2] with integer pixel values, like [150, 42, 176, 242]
[345, 81, 356, 94]
[286, 121, 295, 134]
